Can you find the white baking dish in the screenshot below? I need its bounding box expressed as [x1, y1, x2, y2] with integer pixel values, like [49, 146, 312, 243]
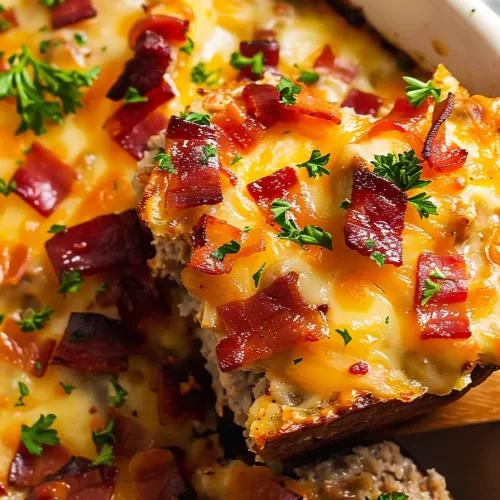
[350, 0, 500, 96]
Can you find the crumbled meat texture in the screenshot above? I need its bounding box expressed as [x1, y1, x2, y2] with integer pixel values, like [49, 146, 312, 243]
[294, 441, 451, 500]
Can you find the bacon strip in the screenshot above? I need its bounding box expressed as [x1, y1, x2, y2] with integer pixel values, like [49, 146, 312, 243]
[415, 252, 471, 339]
[128, 15, 189, 48]
[422, 93, 468, 172]
[50, 0, 97, 29]
[341, 88, 382, 116]
[0, 242, 29, 287]
[111, 412, 157, 458]
[247, 166, 298, 205]
[164, 116, 223, 209]
[313, 44, 358, 83]
[50, 312, 129, 372]
[216, 272, 329, 372]
[13, 142, 76, 217]
[238, 39, 279, 80]
[45, 209, 146, 277]
[344, 169, 407, 267]
[188, 214, 264, 275]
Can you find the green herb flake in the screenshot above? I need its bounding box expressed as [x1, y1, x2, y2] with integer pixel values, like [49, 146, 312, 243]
[297, 150, 330, 178]
[191, 62, 221, 87]
[421, 269, 445, 305]
[230, 51, 264, 75]
[93, 443, 114, 466]
[252, 262, 267, 288]
[276, 77, 302, 106]
[39, 40, 52, 54]
[123, 87, 148, 104]
[403, 76, 441, 108]
[0, 179, 17, 196]
[364, 239, 375, 249]
[243, 226, 251, 232]
[200, 144, 218, 164]
[430, 266, 446, 279]
[59, 382, 76, 395]
[14, 381, 30, 407]
[39, 0, 64, 7]
[0, 314, 4, 325]
[47, 224, 66, 233]
[58, 270, 83, 295]
[95, 281, 108, 296]
[376, 493, 409, 500]
[180, 36, 194, 55]
[92, 419, 116, 446]
[153, 148, 177, 173]
[370, 251, 385, 268]
[385, 316, 390, 324]
[109, 375, 128, 408]
[294, 64, 320, 84]
[73, 32, 87, 45]
[21, 414, 60, 456]
[16, 306, 53, 333]
[230, 154, 243, 165]
[339, 199, 351, 210]
[335, 328, 352, 346]
[210, 240, 241, 261]
[293, 357, 303, 365]
[179, 111, 211, 126]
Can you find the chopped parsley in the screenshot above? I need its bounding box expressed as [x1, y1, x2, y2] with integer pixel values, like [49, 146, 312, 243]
[16, 306, 53, 333]
[297, 150, 330, 178]
[210, 240, 241, 261]
[230, 51, 264, 75]
[70, 329, 87, 343]
[47, 224, 66, 233]
[276, 77, 302, 106]
[73, 32, 87, 46]
[430, 266, 445, 279]
[371, 150, 437, 219]
[0, 314, 4, 325]
[58, 270, 83, 295]
[39, 40, 52, 54]
[271, 199, 332, 249]
[200, 144, 218, 164]
[39, 0, 64, 6]
[179, 111, 211, 126]
[403, 76, 441, 108]
[243, 226, 251, 232]
[123, 87, 148, 103]
[93, 443, 114, 466]
[385, 316, 390, 324]
[59, 382, 76, 395]
[109, 375, 128, 408]
[92, 419, 116, 446]
[365, 239, 375, 249]
[293, 358, 303, 365]
[180, 36, 194, 55]
[0, 45, 100, 135]
[376, 493, 409, 500]
[252, 262, 267, 288]
[471, 8, 476, 13]
[14, 382, 29, 407]
[231, 155, 243, 165]
[370, 251, 385, 268]
[339, 199, 351, 210]
[95, 281, 108, 296]
[0, 179, 16, 196]
[294, 64, 320, 84]
[335, 328, 352, 346]
[153, 148, 177, 173]
[21, 414, 60, 456]
[421, 269, 446, 305]
[191, 62, 221, 87]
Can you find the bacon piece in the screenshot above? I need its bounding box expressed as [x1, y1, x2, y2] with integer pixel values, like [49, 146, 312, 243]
[50, 0, 97, 29]
[247, 166, 298, 207]
[27, 457, 118, 500]
[107, 31, 171, 101]
[104, 84, 174, 160]
[129, 448, 194, 499]
[164, 116, 223, 209]
[45, 209, 146, 277]
[128, 15, 189, 48]
[344, 169, 407, 267]
[422, 93, 468, 173]
[242, 83, 282, 128]
[111, 412, 157, 458]
[0, 242, 29, 286]
[238, 40, 279, 80]
[341, 88, 383, 116]
[13, 142, 76, 217]
[9, 443, 70, 487]
[212, 102, 265, 152]
[216, 272, 329, 372]
[349, 361, 369, 375]
[188, 214, 264, 275]
[314, 44, 358, 83]
[290, 91, 342, 123]
[415, 252, 471, 339]
[157, 357, 214, 423]
[50, 312, 129, 372]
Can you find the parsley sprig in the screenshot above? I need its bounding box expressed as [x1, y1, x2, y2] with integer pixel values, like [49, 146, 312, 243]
[191, 62, 221, 87]
[252, 262, 267, 287]
[92, 420, 115, 466]
[180, 36, 194, 55]
[154, 148, 177, 173]
[15, 382, 29, 407]
[58, 270, 83, 295]
[297, 150, 330, 178]
[271, 199, 332, 249]
[335, 328, 352, 346]
[210, 240, 241, 261]
[123, 87, 147, 103]
[109, 375, 128, 408]
[179, 110, 211, 126]
[276, 77, 302, 106]
[0, 45, 100, 135]
[294, 64, 319, 84]
[200, 144, 218, 164]
[230, 51, 264, 75]
[21, 414, 60, 456]
[93, 443, 114, 466]
[375, 493, 409, 500]
[0, 179, 16, 196]
[371, 151, 438, 219]
[421, 267, 446, 306]
[403, 76, 441, 108]
[39, 0, 64, 7]
[16, 305, 53, 333]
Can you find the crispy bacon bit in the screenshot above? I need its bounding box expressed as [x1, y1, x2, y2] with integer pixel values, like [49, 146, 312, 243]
[415, 252, 471, 339]
[104, 84, 174, 160]
[242, 83, 282, 128]
[212, 102, 265, 151]
[216, 272, 329, 372]
[158, 358, 214, 423]
[313, 44, 358, 83]
[13, 142, 76, 217]
[345, 169, 407, 267]
[247, 167, 298, 206]
[27, 457, 118, 500]
[128, 15, 189, 49]
[107, 31, 171, 101]
[291, 90, 342, 123]
[188, 214, 265, 275]
[239, 40, 280, 80]
[422, 93, 468, 172]
[164, 116, 223, 209]
[45, 209, 145, 277]
[111, 412, 157, 457]
[50, 0, 97, 29]
[0, 242, 29, 287]
[9, 443, 70, 487]
[341, 89, 383, 116]
[349, 361, 369, 375]
[129, 448, 194, 499]
[50, 312, 129, 372]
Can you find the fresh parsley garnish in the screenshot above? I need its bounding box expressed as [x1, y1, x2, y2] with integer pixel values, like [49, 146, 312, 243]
[385, 316, 390, 324]
[14, 381, 29, 407]
[39, 40, 52, 54]
[0, 45, 100, 135]
[16, 306, 53, 333]
[271, 199, 332, 249]
[92, 419, 116, 446]
[153, 148, 177, 173]
[297, 150, 330, 178]
[210, 240, 241, 261]
[243, 226, 251, 232]
[294, 64, 320, 84]
[0, 179, 16, 196]
[430, 266, 445, 279]
[59, 382, 76, 395]
[376, 493, 409, 500]
[73, 32, 87, 46]
[293, 358, 303, 365]
[21, 414, 60, 456]
[93, 443, 114, 466]
[365, 239, 375, 249]
[123, 87, 148, 103]
[58, 270, 83, 294]
[109, 375, 128, 408]
[252, 262, 267, 287]
[179, 111, 211, 126]
[48, 224, 66, 233]
[371, 150, 437, 219]
[39, 0, 64, 7]
[230, 51, 264, 75]
[231, 155, 243, 165]
[200, 144, 218, 164]
[276, 77, 302, 106]
[95, 281, 108, 296]
[370, 251, 385, 268]
[70, 329, 87, 342]
[339, 199, 351, 210]
[191, 62, 221, 87]
[180, 36, 194, 55]
[335, 328, 352, 346]
[421, 269, 446, 306]
[403, 76, 441, 108]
